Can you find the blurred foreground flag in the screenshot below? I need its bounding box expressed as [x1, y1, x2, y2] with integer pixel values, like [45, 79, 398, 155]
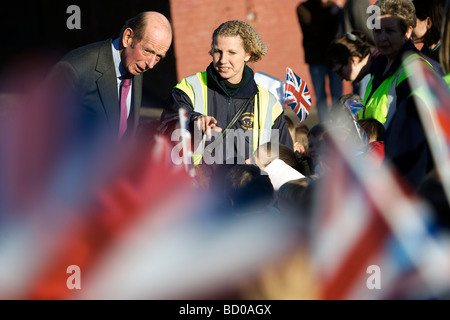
[284, 67, 311, 122]
[310, 129, 450, 299]
[0, 131, 196, 299]
[406, 57, 450, 206]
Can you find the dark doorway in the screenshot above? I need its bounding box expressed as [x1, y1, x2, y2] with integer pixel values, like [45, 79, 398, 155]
[0, 0, 176, 110]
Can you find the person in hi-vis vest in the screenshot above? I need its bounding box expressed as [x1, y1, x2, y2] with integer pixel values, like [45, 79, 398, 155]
[363, 0, 440, 188]
[159, 20, 293, 169]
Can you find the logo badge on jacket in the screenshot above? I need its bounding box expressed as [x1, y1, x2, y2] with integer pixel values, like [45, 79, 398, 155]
[240, 112, 254, 130]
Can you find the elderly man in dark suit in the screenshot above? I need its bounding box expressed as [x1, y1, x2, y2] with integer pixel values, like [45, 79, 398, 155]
[48, 11, 172, 144]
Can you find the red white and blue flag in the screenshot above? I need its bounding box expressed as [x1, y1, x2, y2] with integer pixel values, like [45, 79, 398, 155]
[311, 129, 450, 299]
[284, 67, 311, 122]
[344, 98, 365, 118]
[406, 58, 450, 206]
[343, 99, 368, 145]
[178, 108, 196, 178]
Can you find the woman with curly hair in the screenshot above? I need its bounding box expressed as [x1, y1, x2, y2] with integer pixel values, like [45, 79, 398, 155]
[159, 20, 293, 169]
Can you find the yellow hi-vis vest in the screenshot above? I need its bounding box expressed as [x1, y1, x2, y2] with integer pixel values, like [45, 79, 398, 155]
[359, 53, 432, 127]
[175, 71, 283, 165]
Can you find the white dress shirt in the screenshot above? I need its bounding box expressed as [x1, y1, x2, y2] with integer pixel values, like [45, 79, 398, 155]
[112, 38, 132, 118]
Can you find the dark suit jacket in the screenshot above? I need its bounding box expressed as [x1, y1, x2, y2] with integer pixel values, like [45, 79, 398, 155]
[49, 37, 143, 142]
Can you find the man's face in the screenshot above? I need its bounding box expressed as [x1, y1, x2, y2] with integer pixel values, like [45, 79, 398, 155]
[121, 23, 172, 76]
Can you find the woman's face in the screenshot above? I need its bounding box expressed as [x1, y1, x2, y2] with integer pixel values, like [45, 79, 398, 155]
[211, 35, 251, 84]
[373, 15, 412, 62]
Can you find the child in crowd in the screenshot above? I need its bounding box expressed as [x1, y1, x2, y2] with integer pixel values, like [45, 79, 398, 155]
[357, 118, 385, 168]
[306, 123, 326, 177]
[277, 178, 309, 217]
[249, 142, 305, 191]
[223, 164, 278, 217]
[293, 124, 313, 177]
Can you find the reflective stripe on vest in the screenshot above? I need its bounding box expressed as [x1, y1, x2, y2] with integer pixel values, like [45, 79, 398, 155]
[255, 86, 280, 148]
[176, 72, 208, 115]
[360, 53, 432, 126]
[175, 71, 282, 165]
[384, 65, 405, 128]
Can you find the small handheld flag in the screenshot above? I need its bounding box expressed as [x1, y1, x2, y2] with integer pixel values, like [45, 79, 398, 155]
[343, 99, 368, 144]
[344, 99, 365, 118]
[179, 108, 196, 177]
[254, 71, 285, 106]
[284, 67, 311, 122]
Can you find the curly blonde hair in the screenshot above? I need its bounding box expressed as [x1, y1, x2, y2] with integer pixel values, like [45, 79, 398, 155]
[209, 20, 268, 63]
[375, 0, 417, 34]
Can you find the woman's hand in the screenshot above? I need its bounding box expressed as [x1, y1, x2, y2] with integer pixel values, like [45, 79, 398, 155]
[195, 115, 222, 139]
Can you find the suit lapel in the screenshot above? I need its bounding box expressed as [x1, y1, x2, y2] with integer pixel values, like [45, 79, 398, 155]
[131, 74, 143, 133]
[95, 39, 120, 133]
[94, 38, 143, 136]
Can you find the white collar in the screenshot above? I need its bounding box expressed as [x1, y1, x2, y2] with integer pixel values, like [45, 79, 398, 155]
[112, 38, 128, 79]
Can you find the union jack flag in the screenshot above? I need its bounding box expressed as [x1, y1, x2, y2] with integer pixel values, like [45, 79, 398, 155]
[284, 67, 311, 122]
[344, 99, 365, 118]
[343, 99, 368, 145]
